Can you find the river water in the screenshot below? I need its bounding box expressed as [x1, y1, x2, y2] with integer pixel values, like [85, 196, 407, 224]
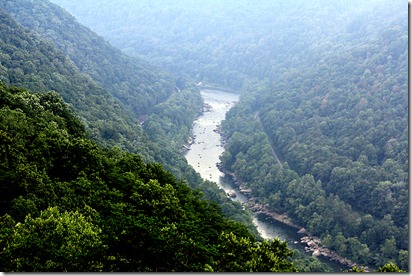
[184, 89, 348, 272]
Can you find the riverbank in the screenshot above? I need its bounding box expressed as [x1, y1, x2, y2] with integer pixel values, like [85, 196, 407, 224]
[218, 164, 370, 272]
[248, 201, 369, 271]
[183, 89, 369, 272]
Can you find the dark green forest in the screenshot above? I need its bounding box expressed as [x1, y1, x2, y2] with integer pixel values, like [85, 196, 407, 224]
[0, 83, 298, 272]
[0, 0, 288, 271]
[0, 0, 408, 272]
[0, 0, 260, 235]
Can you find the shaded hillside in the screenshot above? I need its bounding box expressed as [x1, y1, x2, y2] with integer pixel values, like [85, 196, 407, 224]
[1, 0, 174, 115]
[0, 8, 153, 155]
[0, 1, 260, 240]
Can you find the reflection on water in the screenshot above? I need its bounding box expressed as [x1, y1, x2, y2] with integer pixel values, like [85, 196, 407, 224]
[253, 213, 305, 248]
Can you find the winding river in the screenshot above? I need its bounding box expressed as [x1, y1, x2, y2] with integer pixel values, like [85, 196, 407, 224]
[184, 89, 348, 272]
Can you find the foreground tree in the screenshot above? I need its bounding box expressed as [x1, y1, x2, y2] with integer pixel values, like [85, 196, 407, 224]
[378, 262, 405, 272]
[0, 207, 104, 272]
[210, 232, 298, 272]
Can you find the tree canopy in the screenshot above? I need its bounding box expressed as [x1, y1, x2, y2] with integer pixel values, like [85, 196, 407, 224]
[0, 82, 297, 272]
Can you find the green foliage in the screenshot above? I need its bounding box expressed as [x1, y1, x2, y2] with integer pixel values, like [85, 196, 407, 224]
[0, 83, 297, 272]
[1, 0, 407, 272]
[0, 0, 260, 255]
[212, 1, 407, 271]
[143, 82, 202, 154]
[210, 232, 297, 272]
[1, 207, 104, 272]
[49, 0, 405, 91]
[0, 6, 155, 156]
[291, 250, 334, 273]
[378, 262, 405, 273]
[345, 265, 365, 272]
[0, 0, 174, 116]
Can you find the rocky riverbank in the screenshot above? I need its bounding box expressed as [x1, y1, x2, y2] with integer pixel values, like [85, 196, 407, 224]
[218, 165, 370, 272]
[247, 200, 371, 271]
[249, 202, 301, 229]
[184, 89, 368, 272]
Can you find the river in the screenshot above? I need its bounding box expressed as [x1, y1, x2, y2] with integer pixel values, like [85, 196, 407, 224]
[184, 89, 349, 272]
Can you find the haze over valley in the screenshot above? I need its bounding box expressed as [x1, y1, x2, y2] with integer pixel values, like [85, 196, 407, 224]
[0, 0, 407, 272]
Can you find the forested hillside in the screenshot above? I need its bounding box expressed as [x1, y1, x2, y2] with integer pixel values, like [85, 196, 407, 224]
[0, 0, 261, 253]
[0, 0, 174, 116]
[49, 0, 409, 271]
[49, 0, 403, 89]
[226, 4, 407, 273]
[0, 8, 150, 155]
[218, 2, 408, 271]
[231, 3, 407, 270]
[0, 83, 297, 272]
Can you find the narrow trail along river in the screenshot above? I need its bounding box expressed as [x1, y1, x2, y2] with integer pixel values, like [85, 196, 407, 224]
[184, 89, 349, 272]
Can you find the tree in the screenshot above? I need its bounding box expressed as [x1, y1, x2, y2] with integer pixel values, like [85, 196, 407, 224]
[333, 232, 347, 256]
[379, 236, 398, 265]
[1, 207, 104, 272]
[346, 265, 365, 272]
[211, 232, 297, 272]
[378, 262, 405, 272]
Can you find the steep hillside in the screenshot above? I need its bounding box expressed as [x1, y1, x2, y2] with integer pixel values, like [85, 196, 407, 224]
[0, 8, 152, 155]
[219, 2, 408, 270]
[1, 0, 407, 272]
[0, 1, 259, 239]
[1, 0, 174, 115]
[48, 0, 401, 89]
[0, 82, 297, 272]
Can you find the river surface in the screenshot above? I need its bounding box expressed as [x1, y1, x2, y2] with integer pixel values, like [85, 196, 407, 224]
[184, 89, 348, 272]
